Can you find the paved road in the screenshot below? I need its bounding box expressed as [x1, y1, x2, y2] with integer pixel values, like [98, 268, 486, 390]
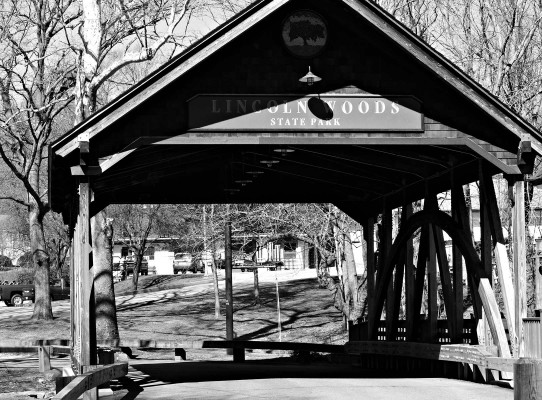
[122, 360, 513, 400]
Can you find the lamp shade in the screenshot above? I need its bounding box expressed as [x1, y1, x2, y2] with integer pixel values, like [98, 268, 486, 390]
[299, 67, 321, 85]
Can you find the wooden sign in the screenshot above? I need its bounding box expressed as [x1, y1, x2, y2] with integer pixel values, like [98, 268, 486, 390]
[188, 95, 423, 132]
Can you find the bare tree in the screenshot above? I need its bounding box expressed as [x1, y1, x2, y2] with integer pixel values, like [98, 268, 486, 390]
[72, 0, 250, 337]
[0, 0, 80, 319]
[110, 204, 164, 290]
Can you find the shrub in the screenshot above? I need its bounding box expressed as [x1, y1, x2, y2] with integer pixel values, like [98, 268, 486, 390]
[0, 255, 13, 271]
[16, 268, 34, 284]
[17, 252, 33, 268]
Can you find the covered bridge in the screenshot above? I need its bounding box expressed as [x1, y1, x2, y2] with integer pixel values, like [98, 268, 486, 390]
[50, 0, 541, 385]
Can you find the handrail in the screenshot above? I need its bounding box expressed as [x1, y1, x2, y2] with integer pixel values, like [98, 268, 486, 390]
[346, 341, 516, 373]
[51, 363, 127, 400]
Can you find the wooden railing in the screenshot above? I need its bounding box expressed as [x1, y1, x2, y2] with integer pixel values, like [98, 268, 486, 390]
[51, 363, 127, 400]
[349, 319, 478, 344]
[0, 341, 127, 400]
[346, 341, 513, 373]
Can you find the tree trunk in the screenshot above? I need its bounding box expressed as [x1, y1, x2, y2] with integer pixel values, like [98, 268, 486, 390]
[343, 231, 361, 320]
[210, 205, 220, 318]
[132, 252, 142, 290]
[91, 212, 119, 340]
[30, 201, 52, 320]
[211, 256, 221, 319]
[253, 268, 260, 306]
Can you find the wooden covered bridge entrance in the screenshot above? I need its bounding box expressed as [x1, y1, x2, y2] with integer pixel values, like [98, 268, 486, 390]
[49, 0, 542, 395]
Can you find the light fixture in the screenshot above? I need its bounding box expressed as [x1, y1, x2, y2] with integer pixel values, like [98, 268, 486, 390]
[299, 66, 321, 86]
[246, 170, 264, 177]
[273, 148, 294, 157]
[260, 159, 280, 168]
[235, 179, 253, 186]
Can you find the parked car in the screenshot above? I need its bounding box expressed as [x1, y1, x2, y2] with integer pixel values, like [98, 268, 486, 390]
[173, 253, 204, 274]
[173, 253, 192, 274]
[114, 255, 148, 279]
[233, 257, 256, 272]
[112, 256, 125, 282]
[0, 282, 70, 306]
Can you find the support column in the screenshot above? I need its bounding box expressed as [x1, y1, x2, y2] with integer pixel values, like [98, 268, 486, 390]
[225, 218, 236, 359]
[513, 178, 527, 357]
[77, 179, 97, 400]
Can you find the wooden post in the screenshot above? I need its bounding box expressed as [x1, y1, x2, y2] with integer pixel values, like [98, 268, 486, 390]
[78, 179, 98, 400]
[513, 179, 527, 357]
[71, 226, 79, 373]
[366, 217, 376, 339]
[536, 240, 542, 313]
[225, 218, 235, 360]
[38, 346, 51, 372]
[514, 358, 542, 400]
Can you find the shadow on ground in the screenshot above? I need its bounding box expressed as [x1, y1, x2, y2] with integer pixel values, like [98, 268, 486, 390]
[124, 360, 412, 388]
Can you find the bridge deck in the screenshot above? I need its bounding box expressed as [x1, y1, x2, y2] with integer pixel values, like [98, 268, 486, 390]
[124, 360, 513, 400]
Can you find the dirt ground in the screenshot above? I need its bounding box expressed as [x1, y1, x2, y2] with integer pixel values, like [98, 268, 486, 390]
[0, 271, 347, 398]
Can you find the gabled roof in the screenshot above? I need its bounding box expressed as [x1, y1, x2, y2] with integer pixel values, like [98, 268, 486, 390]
[51, 0, 542, 158]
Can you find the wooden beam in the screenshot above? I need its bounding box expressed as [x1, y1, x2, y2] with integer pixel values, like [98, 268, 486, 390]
[366, 217, 376, 338]
[453, 185, 483, 320]
[382, 206, 395, 341]
[407, 225, 428, 341]
[403, 203, 415, 341]
[480, 168, 505, 244]
[479, 170, 493, 281]
[433, 219, 457, 342]
[451, 185, 464, 343]
[513, 179, 527, 357]
[477, 279, 512, 358]
[427, 224, 438, 343]
[391, 260, 405, 341]
[369, 207, 512, 357]
[494, 242, 517, 356]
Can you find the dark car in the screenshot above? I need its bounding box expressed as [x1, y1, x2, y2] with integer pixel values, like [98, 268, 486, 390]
[0, 282, 70, 306]
[114, 256, 148, 280]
